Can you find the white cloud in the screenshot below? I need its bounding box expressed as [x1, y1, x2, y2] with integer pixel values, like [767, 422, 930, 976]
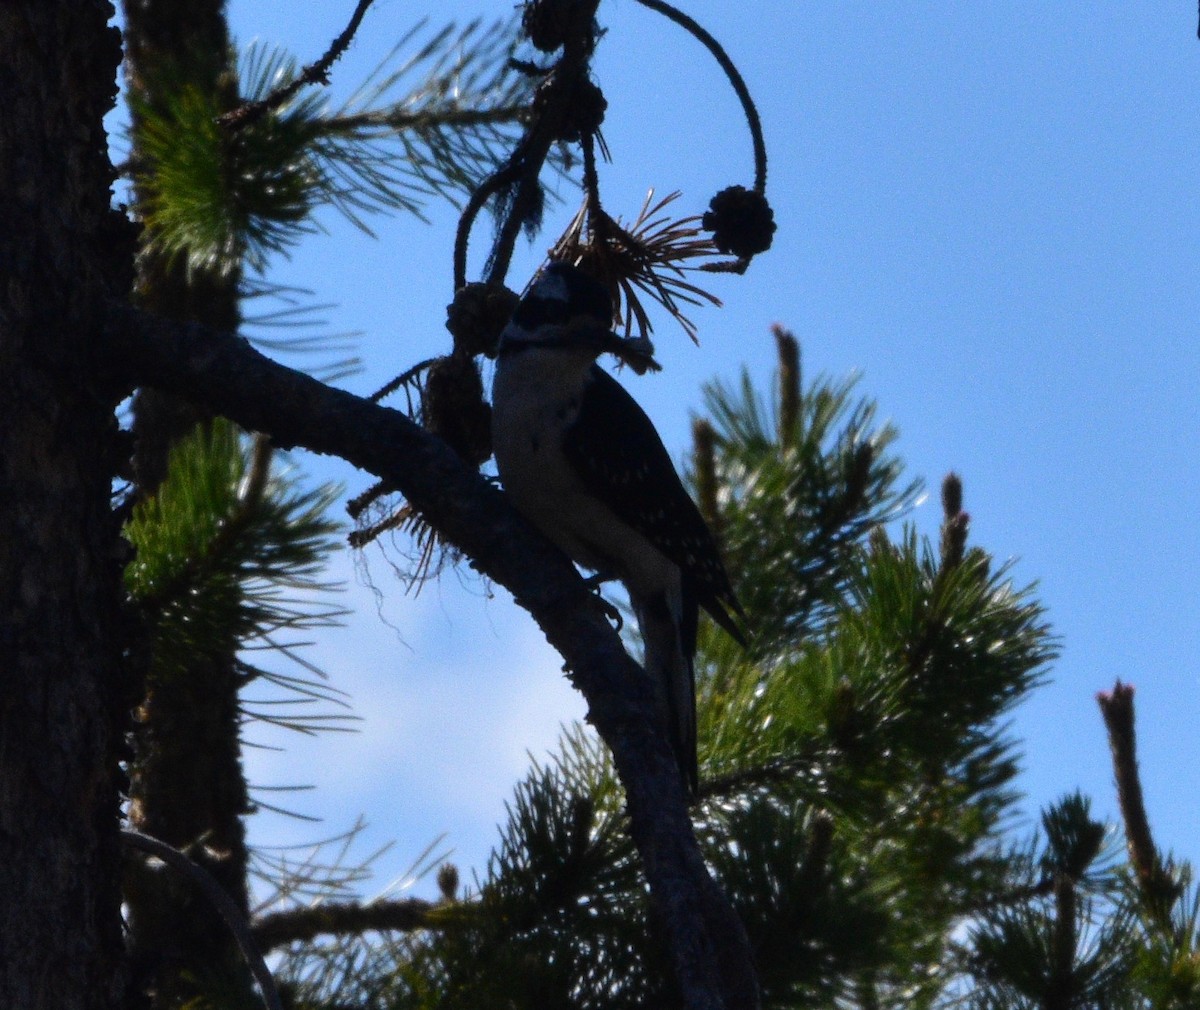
[243, 546, 590, 896]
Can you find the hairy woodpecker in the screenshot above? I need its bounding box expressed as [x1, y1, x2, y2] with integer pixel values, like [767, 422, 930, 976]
[491, 261, 745, 795]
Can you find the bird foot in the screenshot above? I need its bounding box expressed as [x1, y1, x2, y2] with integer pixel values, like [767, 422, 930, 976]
[581, 574, 623, 631]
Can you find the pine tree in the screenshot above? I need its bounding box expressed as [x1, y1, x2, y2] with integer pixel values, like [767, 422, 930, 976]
[263, 330, 1053, 1010]
[114, 2, 557, 1006]
[9, 2, 1198, 1007]
[266, 336, 1200, 1010]
[110, 1, 779, 1005]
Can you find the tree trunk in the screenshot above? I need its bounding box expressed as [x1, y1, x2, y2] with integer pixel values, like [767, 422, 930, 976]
[119, 1, 257, 1005]
[122, 0, 242, 490]
[0, 3, 134, 1008]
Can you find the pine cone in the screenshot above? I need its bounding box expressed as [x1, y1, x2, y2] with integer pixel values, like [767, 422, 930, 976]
[702, 185, 776, 259]
[445, 283, 519, 359]
[423, 355, 492, 467]
[522, 0, 581, 52]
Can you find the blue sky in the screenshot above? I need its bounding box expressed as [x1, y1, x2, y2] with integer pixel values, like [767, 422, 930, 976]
[211, 1, 1200, 902]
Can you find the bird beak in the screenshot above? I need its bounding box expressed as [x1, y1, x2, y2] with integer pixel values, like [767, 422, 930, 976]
[563, 319, 662, 375]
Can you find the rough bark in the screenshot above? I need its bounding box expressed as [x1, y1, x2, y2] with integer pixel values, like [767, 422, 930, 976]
[119, 3, 256, 1004]
[0, 3, 134, 1008]
[110, 305, 762, 1009]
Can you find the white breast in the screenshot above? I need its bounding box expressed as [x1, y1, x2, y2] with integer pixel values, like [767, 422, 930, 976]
[491, 351, 676, 596]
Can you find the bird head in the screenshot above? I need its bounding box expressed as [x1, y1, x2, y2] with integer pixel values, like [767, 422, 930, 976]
[497, 261, 662, 375]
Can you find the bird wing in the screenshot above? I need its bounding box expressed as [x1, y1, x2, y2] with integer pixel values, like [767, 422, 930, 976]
[560, 366, 745, 644]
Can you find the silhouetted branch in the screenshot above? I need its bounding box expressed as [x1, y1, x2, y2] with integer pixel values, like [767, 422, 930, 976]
[253, 898, 436, 952]
[220, 0, 377, 129]
[453, 0, 602, 290]
[107, 300, 760, 1010]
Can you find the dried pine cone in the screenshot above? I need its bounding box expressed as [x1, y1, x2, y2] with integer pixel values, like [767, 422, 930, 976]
[702, 185, 776, 259]
[522, 0, 594, 53]
[534, 75, 606, 143]
[445, 282, 519, 359]
[423, 354, 492, 468]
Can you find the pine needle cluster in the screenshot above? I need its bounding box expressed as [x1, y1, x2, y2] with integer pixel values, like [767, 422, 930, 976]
[124, 420, 348, 740]
[129, 18, 541, 278]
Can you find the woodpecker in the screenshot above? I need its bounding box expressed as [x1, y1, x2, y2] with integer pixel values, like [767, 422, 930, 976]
[491, 261, 745, 796]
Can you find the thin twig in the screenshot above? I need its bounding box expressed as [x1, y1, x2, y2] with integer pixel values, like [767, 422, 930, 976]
[219, 0, 378, 130]
[581, 132, 604, 228]
[347, 501, 411, 548]
[483, 138, 554, 285]
[370, 355, 439, 403]
[346, 478, 392, 521]
[122, 829, 283, 1010]
[242, 433, 274, 506]
[453, 159, 527, 291]
[453, 0, 602, 291]
[634, 0, 768, 194]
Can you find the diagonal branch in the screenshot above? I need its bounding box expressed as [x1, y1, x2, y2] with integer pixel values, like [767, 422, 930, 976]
[220, 0, 377, 130]
[105, 301, 760, 1010]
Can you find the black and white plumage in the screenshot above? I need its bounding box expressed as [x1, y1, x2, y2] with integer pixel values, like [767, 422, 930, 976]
[491, 261, 745, 795]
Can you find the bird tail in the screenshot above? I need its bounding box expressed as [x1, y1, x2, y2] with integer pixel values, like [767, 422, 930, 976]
[633, 585, 699, 797]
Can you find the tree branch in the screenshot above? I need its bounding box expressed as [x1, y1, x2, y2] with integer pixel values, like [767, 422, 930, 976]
[252, 898, 436, 952]
[106, 302, 760, 1010]
[1097, 680, 1180, 919]
[122, 830, 282, 1010]
[219, 0, 377, 130]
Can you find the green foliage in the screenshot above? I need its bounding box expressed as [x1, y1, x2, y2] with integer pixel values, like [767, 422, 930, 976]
[131, 18, 540, 277]
[1039, 792, 1108, 884]
[420, 757, 659, 1010]
[952, 790, 1200, 1010]
[697, 352, 921, 653]
[1130, 868, 1200, 1008]
[692, 340, 1054, 1006]
[132, 73, 319, 276]
[698, 527, 1053, 1007]
[702, 800, 888, 1006]
[125, 419, 348, 736]
[960, 795, 1138, 1010]
[273, 340, 1064, 1009]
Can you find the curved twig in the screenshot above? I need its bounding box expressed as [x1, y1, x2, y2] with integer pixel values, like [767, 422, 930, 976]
[453, 0, 602, 292]
[634, 0, 768, 194]
[121, 829, 283, 1010]
[453, 158, 527, 292]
